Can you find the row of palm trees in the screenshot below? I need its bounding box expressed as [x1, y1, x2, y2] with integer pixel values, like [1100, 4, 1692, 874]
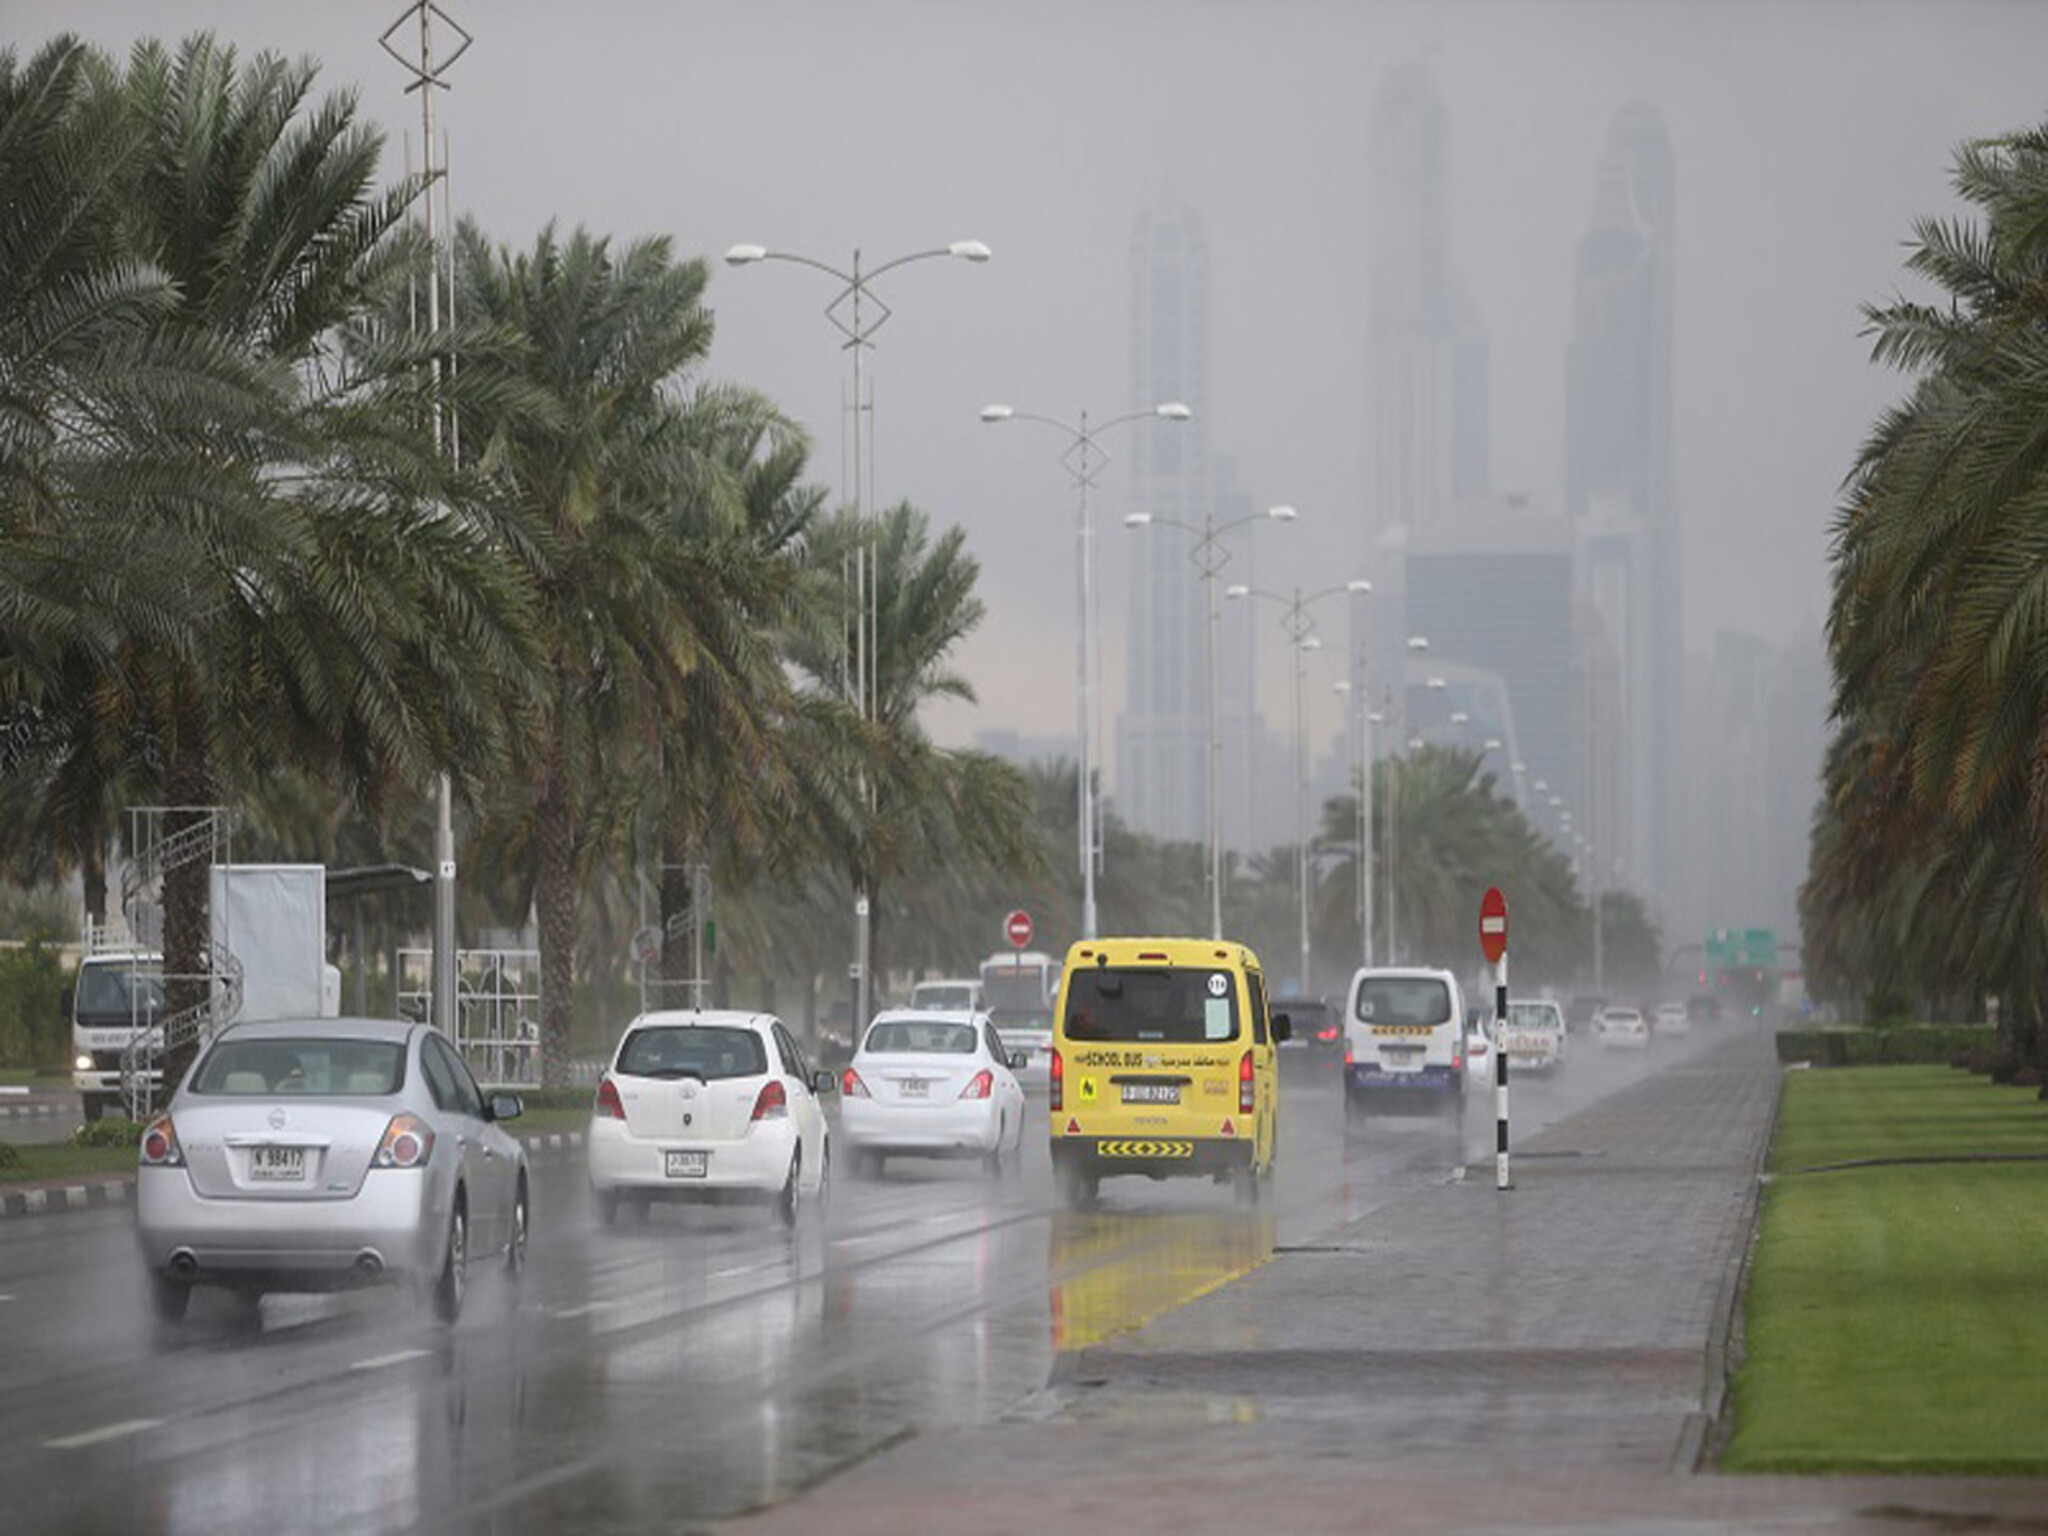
[1805, 116, 2048, 1055]
[0, 33, 1038, 1085]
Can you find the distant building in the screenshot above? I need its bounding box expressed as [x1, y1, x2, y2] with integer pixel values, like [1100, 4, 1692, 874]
[1564, 102, 1680, 908]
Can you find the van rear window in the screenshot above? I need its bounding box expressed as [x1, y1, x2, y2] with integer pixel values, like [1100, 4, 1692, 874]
[1355, 977, 1452, 1027]
[1063, 968, 1239, 1044]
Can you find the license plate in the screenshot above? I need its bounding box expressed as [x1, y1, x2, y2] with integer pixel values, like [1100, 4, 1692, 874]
[250, 1146, 305, 1182]
[1120, 1083, 1180, 1105]
[665, 1150, 707, 1179]
[898, 1078, 929, 1098]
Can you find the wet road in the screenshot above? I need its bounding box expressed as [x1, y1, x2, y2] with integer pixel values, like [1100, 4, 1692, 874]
[0, 1035, 1683, 1535]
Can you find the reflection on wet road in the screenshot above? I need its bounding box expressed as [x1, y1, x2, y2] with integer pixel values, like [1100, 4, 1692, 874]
[0, 1038, 1669, 1534]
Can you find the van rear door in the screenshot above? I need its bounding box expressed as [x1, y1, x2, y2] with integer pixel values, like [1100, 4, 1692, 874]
[1060, 963, 1256, 1139]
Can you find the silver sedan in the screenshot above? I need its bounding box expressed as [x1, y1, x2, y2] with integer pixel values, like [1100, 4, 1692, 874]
[135, 1017, 529, 1325]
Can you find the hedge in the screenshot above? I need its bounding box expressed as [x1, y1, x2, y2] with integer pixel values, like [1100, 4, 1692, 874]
[1775, 1024, 1997, 1067]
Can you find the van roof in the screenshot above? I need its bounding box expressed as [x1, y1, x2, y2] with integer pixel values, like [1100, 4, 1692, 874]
[1062, 936, 1263, 969]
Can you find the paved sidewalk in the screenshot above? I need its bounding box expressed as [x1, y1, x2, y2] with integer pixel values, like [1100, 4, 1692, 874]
[723, 1029, 2048, 1534]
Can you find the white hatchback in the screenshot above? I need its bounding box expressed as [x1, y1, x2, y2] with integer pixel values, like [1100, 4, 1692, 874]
[839, 1010, 1027, 1178]
[587, 1010, 833, 1226]
[1653, 1001, 1691, 1036]
[1596, 1005, 1650, 1048]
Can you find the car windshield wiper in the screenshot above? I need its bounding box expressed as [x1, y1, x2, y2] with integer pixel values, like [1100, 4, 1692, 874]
[641, 1068, 707, 1081]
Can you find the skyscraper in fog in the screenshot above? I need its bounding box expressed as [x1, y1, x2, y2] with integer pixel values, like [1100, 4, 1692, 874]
[1565, 102, 1679, 905]
[1118, 197, 1214, 845]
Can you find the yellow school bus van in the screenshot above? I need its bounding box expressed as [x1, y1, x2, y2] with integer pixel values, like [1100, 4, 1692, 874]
[1049, 937, 1288, 1208]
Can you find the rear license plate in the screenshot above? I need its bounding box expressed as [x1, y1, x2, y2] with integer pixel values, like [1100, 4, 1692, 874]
[1120, 1083, 1180, 1105]
[898, 1078, 929, 1098]
[250, 1146, 305, 1181]
[665, 1150, 707, 1179]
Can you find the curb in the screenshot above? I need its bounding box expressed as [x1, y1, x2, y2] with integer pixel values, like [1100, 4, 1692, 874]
[0, 1178, 132, 1219]
[0, 1130, 586, 1221]
[0, 1100, 71, 1122]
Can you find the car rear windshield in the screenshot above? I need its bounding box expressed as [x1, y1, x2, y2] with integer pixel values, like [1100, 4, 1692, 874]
[864, 1019, 977, 1054]
[1062, 967, 1240, 1044]
[618, 1026, 766, 1081]
[1355, 977, 1453, 1027]
[1507, 1002, 1562, 1029]
[193, 1039, 405, 1096]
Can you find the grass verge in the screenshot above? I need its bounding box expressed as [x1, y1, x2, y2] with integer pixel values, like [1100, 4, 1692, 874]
[1723, 1065, 2048, 1473]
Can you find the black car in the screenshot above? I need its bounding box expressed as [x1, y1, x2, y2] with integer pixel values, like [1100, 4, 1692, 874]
[1272, 995, 1343, 1081]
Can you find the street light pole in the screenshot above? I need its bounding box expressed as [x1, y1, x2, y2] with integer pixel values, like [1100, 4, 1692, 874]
[1125, 504, 1298, 939]
[1225, 578, 1371, 988]
[726, 237, 990, 1042]
[979, 401, 1191, 940]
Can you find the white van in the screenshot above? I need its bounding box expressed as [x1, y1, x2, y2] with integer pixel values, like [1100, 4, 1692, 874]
[1343, 966, 1469, 1122]
[909, 977, 984, 1012]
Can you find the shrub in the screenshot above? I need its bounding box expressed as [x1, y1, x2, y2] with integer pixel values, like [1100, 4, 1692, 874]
[71, 1118, 141, 1149]
[0, 1141, 18, 1169]
[1778, 1025, 2000, 1067]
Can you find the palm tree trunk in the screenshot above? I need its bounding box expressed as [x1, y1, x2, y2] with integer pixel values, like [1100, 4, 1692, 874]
[535, 760, 578, 1091]
[161, 683, 213, 1096]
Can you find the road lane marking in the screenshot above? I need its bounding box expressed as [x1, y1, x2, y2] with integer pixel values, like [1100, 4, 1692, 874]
[0, 1293, 14, 1303]
[46, 1419, 160, 1450]
[348, 1348, 431, 1372]
[547, 1301, 618, 1319]
[710, 1266, 753, 1280]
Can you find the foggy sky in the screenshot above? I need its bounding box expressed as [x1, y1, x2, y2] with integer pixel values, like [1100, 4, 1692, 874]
[14, 0, 2047, 763]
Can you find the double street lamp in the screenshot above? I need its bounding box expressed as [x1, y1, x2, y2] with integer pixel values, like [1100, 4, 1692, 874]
[979, 400, 1192, 940]
[1125, 503, 1298, 940]
[1226, 579, 1372, 989]
[725, 237, 990, 1041]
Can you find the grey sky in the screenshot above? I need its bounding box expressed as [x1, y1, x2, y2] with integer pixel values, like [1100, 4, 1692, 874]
[15, 1, 2047, 755]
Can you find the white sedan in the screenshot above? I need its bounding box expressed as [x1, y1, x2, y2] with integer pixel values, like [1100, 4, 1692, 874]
[587, 1010, 833, 1227]
[1653, 1000, 1691, 1037]
[839, 1010, 1027, 1178]
[1596, 1005, 1650, 1048]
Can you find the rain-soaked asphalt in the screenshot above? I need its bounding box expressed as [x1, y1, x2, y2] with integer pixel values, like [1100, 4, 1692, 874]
[0, 1039, 1668, 1535]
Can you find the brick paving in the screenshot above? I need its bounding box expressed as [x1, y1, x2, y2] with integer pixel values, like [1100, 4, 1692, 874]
[723, 1029, 2048, 1534]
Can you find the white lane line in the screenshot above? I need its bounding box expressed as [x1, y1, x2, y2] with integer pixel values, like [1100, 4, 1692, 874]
[348, 1348, 431, 1372]
[46, 1418, 160, 1451]
[547, 1301, 617, 1320]
[0, 1294, 14, 1303]
[709, 1266, 754, 1281]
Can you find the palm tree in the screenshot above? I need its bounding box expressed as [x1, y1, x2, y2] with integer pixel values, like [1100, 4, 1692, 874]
[451, 218, 728, 1086]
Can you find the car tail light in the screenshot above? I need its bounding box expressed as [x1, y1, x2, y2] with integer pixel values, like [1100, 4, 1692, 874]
[959, 1069, 993, 1101]
[1317, 1025, 1339, 1042]
[1050, 1048, 1064, 1112]
[139, 1114, 182, 1168]
[1345, 1039, 1354, 1066]
[1453, 1051, 1464, 1073]
[374, 1113, 435, 1169]
[1238, 1050, 1255, 1114]
[594, 1076, 625, 1120]
[750, 1080, 788, 1121]
[842, 1068, 870, 1098]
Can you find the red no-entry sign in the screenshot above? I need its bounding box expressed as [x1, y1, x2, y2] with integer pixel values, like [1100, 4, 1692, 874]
[1005, 909, 1034, 949]
[1479, 886, 1508, 964]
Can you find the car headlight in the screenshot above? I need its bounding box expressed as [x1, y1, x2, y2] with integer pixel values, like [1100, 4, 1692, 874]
[75, 1053, 94, 1072]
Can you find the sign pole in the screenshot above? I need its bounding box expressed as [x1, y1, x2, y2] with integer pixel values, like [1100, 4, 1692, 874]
[1495, 949, 1512, 1192]
[1478, 884, 1511, 1192]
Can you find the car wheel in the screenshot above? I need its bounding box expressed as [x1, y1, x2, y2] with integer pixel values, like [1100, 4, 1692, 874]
[595, 1188, 620, 1227]
[1233, 1164, 1262, 1206]
[984, 1121, 1005, 1179]
[813, 1142, 831, 1216]
[1056, 1161, 1095, 1210]
[777, 1149, 800, 1229]
[433, 1199, 467, 1324]
[505, 1176, 529, 1283]
[149, 1272, 191, 1323]
[865, 1151, 885, 1180]
[81, 1095, 105, 1125]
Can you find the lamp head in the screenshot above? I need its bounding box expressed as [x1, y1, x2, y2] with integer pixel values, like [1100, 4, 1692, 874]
[949, 240, 994, 262]
[1155, 401, 1193, 421]
[1123, 512, 1153, 528]
[1224, 584, 1250, 601]
[1346, 578, 1374, 594]
[1265, 504, 1298, 522]
[1300, 637, 1324, 652]
[979, 404, 1014, 423]
[1405, 635, 1429, 651]
[724, 243, 767, 265]
[1426, 677, 1446, 691]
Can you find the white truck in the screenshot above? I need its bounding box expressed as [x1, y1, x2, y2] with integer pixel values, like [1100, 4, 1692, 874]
[1494, 997, 1569, 1073]
[69, 864, 339, 1120]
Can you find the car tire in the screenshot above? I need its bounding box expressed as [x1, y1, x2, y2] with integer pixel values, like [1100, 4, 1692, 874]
[813, 1142, 831, 1216]
[1056, 1161, 1095, 1210]
[595, 1188, 620, 1227]
[777, 1149, 800, 1229]
[149, 1272, 191, 1324]
[433, 1199, 467, 1324]
[81, 1095, 105, 1125]
[505, 1176, 529, 1284]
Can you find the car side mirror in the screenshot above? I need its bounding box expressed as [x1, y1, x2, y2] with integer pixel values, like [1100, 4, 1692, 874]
[1271, 1013, 1292, 1043]
[488, 1092, 523, 1123]
[1007, 1050, 1027, 1070]
[812, 1069, 837, 1096]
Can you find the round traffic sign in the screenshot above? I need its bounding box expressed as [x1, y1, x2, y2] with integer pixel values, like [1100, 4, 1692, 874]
[1004, 909, 1033, 949]
[1479, 886, 1508, 964]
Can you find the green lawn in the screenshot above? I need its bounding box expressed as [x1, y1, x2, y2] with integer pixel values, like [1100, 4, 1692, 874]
[1724, 1065, 2048, 1474]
